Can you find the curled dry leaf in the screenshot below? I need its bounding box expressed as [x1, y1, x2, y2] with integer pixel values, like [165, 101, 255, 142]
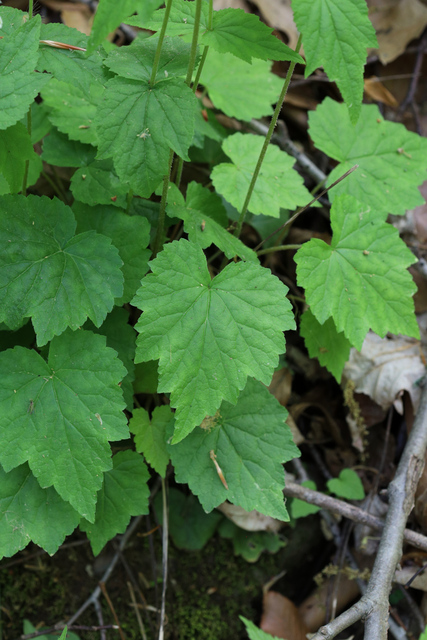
[261, 591, 309, 640]
[216, 503, 283, 533]
[343, 331, 425, 414]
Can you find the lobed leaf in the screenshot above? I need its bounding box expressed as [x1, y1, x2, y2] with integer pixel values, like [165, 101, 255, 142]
[201, 51, 283, 122]
[0, 122, 42, 193]
[168, 378, 300, 519]
[309, 98, 427, 216]
[0, 462, 80, 558]
[133, 239, 295, 442]
[130, 406, 173, 477]
[95, 76, 198, 196]
[0, 330, 128, 521]
[212, 133, 311, 217]
[80, 451, 150, 555]
[293, 0, 377, 123]
[300, 310, 351, 382]
[295, 195, 419, 350]
[0, 15, 50, 130]
[74, 201, 151, 305]
[71, 159, 129, 209]
[0, 195, 123, 345]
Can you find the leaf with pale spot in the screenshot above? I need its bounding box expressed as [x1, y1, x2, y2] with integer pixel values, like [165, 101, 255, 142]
[168, 379, 300, 519]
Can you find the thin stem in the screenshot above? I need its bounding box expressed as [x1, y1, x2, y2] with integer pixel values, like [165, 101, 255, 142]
[158, 478, 168, 640]
[149, 0, 174, 87]
[41, 170, 65, 201]
[22, 108, 32, 195]
[28, 0, 34, 17]
[174, 0, 203, 189]
[257, 243, 301, 256]
[153, 149, 174, 257]
[185, 0, 202, 87]
[234, 33, 303, 237]
[193, 45, 209, 89]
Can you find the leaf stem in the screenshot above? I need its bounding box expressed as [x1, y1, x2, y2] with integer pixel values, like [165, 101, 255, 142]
[28, 0, 34, 18]
[153, 149, 174, 257]
[235, 33, 303, 238]
[149, 0, 174, 87]
[257, 244, 301, 256]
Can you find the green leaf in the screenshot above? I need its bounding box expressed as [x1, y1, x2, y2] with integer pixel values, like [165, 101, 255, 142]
[129, 406, 173, 477]
[80, 451, 150, 555]
[0, 15, 50, 130]
[0, 195, 123, 345]
[293, 0, 377, 123]
[0, 462, 79, 558]
[212, 133, 312, 217]
[240, 616, 281, 640]
[104, 35, 193, 82]
[42, 129, 96, 167]
[41, 79, 103, 146]
[309, 98, 427, 216]
[295, 195, 419, 350]
[168, 378, 300, 519]
[85, 308, 136, 412]
[87, 0, 162, 54]
[202, 8, 304, 64]
[38, 23, 110, 91]
[70, 160, 129, 208]
[23, 101, 52, 145]
[289, 480, 321, 519]
[201, 51, 283, 121]
[300, 310, 351, 382]
[219, 520, 283, 562]
[167, 182, 258, 263]
[0, 6, 27, 35]
[419, 626, 427, 640]
[133, 239, 294, 442]
[327, 469, 365, 500]
[95, 76, 198, 196]
[73, 201, 151, 305]
[138, 1, 303, 64]
[133, 361, 159, 394]
[154, 488, 222, 550]
[0, 122, 42, 193]
[0, 329, 128, 521]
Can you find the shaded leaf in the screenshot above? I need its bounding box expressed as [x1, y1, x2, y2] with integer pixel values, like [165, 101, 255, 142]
[0, 195, 123, 345]
[80, 451, 150, 555]
[0, 329, 128, 521]
[300, 310, 351, 382]
[130, 405, 173, 477]
[168, 378, 300, 519]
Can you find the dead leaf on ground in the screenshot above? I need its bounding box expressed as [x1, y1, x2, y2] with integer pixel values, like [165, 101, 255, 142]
[394, 565, 427, 591]
[216, 503, 284, 532]
[343, 331, 425, 414]
[368, 0, 427, 64]
[364, 76, 399, 107]
[250, 0, 301, 51]
[298, 572, 360, 632]
[212, 0, 249, 9]
[261, 591, 309, 640]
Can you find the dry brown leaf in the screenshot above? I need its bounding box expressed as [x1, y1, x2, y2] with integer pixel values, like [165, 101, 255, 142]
[216, 503, 284, 532]
[261, 591, 310, 640]
[394, 565, 427, 591]
[298, 574, 360, 632]
[364, 76, 398, 107]
[249, 0, 301, 51]
[212, 0, 249, 9]
[368, 0, 427, 64]
[269, 367, 293, 406]
[343, 331, 425, 414]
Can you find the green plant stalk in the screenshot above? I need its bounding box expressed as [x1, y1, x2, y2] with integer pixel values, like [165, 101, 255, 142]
[153, 149, 175, 257]
[235, 32, 303, 237]
[175, 0, 204, 187]
[149, 0, 174, 87]
[21, 0, 34, 195]
[192, 0, 213, 89]
[257, 244, 301, 256]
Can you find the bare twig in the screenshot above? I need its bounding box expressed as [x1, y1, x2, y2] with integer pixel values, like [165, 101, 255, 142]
[158, 478, 169, 640]
[283, 481, 427, 552]
[308, 378, 427, 640]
